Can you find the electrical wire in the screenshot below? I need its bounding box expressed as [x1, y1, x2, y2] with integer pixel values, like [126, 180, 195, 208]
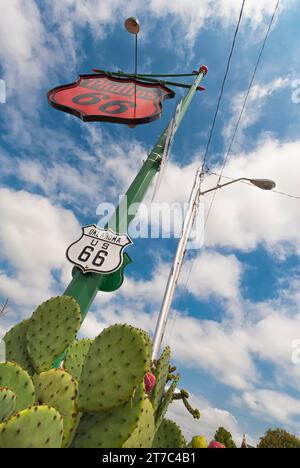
[204, 0, 280, 232]
[217, 0, 280, 184]
[181, 0, 247, 292]
[201, 0, 246, 173]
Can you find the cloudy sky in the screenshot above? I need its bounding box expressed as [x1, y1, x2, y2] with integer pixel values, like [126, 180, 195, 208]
[1, 0, 300, 445]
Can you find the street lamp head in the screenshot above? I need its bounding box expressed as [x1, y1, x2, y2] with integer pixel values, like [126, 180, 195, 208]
[249, 179, 276, 191]
[124, 17, 140, 35]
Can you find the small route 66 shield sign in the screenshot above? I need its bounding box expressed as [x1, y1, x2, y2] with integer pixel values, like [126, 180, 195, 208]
[66, 225, 133, 275]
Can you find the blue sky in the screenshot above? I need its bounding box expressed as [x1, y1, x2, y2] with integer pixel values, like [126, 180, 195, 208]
[1, 0, 300, 445]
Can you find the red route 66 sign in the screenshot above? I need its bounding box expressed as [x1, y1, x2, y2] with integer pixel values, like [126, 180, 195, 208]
[47, 74, 175, 125]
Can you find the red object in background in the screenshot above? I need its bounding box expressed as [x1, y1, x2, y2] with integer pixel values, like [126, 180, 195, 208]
[47, 74, 175, 125]
[144, 372, 156, 393]
[208, 441, 226, 449]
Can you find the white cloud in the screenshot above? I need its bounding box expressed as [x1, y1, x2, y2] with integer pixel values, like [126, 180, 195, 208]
[0, 188, 79, 308]
[167, 314, 257, 390]
[223, 77, 291, 146]
[148, 136, 300, 256]
[203, 138, 300, 254]
[182, 251, 243, 301]
[0, 0, 46, 89]
[167, 392, 252, 446]
[0, 0, 69, 109]
[235, 389, 300, 426]
[0, 124, 147, 215]
[45, 0, 287, 49]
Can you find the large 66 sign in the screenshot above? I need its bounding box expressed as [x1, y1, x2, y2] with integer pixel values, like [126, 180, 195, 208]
[48, 73, 175, 125]
[72, 92, 136, 115]
[66, 225, 133, 275]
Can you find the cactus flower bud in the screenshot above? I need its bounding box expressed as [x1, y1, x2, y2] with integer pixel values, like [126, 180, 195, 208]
[144, 372, 156, 393]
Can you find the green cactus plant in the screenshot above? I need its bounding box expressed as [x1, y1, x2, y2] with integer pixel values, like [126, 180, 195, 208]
[3, 319, 34, 375]
[155, 374, 180, 430]
[138, 328, 153, 356]
[123, 397, 155, 448]
[151, 346, 171, 412]
[0, 290, 198, 450]
[34, 369, 79, 448]
[152, 419, 186, 448]
[0, 387, 16, 422]
[0, 405, 64, 448]
[0, 362, 35, 412]
[72, 384, 149, 448]
[26, 296, 81, 373]
[64, 339, 92, 382]
[172, 389, 200, 419]
[77, 324, 151, 412]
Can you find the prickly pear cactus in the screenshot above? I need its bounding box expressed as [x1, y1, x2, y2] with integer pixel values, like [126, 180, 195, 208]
[0, 405, 64, 448]
[0, 387, 16, 422]
[34, 369, 79, 448]
[122, 397, 155, 448]
[151, 346, 171, 411]
[77, 324, 152, 412]
[138, 328, 153, 356]
[181, 391, 200, 419]
[72, 384, 149, 448]
[64, 339, 92, 382]
[0, 362, 35, 412]
[155, 374, 180, 430]
[3, 319, 34, 375]
[152, 419, 186, 448]
[26, 296, 81, 373]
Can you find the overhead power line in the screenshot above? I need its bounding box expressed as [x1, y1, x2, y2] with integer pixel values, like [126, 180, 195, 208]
[184, 1, 282, 294]
[201, 0, 246, 173]
[182, 0, 247, 294]
[204, 0, 281, 230]
[217, 0, 280, 184]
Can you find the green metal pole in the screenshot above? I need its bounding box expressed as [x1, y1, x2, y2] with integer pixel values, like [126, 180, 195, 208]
[63, 66, 208, 321]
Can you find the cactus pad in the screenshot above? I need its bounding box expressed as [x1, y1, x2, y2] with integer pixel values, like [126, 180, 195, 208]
[0, 387, 16, 422]
[72, 384, 147, 448]
[151, 346, 171, 411]
[3, 319, 34, 375]
[0, 405, 63, 448]
[34, 369, 79, 448]
[138, 328, 153, 356]
[77, 324, 151, 412]
[123, 397, 155, 448]
[26, 296, 81, 373]
[0, 362, 35, 412]
[152, 419, 186, 448]
[155, 374, 180, 430]
[64, 339, 92, 382]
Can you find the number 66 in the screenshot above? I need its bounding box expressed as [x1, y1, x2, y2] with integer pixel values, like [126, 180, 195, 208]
[78, 246, 108, 267]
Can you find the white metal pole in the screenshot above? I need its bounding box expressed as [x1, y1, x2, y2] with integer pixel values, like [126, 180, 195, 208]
[151, 172, 276, 360]
[152, 168, 204, 360]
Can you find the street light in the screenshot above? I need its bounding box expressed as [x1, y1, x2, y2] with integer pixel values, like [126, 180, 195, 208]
[249, 179, 276, 190]
[152, 170, 276, 360]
